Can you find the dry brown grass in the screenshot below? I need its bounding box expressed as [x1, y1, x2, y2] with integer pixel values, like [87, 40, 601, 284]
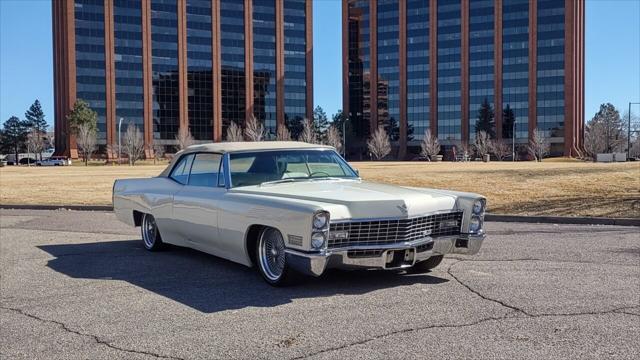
[1, 160, 639, 218]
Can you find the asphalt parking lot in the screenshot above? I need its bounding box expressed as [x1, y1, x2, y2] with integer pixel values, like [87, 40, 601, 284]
[1, 209, 638, 359]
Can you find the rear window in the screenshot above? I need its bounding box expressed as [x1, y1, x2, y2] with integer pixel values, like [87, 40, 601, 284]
[188, 153, 222, 187]
[170, 154, 194, 185]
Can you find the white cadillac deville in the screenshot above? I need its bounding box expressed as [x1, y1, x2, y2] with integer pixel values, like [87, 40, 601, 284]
[113, 142, 486, 285]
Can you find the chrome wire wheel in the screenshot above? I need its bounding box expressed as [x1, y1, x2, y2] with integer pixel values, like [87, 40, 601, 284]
[141, 214, 158, 250]
[258, 228, 286, 282]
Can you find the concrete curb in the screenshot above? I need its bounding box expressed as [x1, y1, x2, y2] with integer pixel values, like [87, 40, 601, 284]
[0, 204, 113, 211]
[485, 214, 640, 227]
[2, 204, 639, 226]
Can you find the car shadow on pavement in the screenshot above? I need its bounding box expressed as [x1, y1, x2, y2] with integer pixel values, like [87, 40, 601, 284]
[38, 240, 448, 313]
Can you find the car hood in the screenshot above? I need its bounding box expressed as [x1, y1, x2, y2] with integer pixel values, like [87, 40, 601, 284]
[230, 179, 459, 219]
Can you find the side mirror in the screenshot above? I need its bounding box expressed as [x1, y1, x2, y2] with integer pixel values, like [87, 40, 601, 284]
[354, 168, 360, 177]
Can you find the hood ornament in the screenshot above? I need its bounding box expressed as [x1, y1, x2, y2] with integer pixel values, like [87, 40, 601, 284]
[396, 204, 408, 216]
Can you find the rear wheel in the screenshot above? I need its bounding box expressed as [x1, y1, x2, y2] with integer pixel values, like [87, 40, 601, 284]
[141, 213, 164, 251]
[256, 227, 298, 286]
[409, 255, 444, 273]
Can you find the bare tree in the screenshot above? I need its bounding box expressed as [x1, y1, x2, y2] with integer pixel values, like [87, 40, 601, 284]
[153, 143, 165, 164]
[419, 129, 440, 161]
[76, 122, 97, 166]
[25, 130, 41, 166]
[583, 121, 607, 159]
[299, 117, 317, 144]
[121, 123, 145, 165]
[175, 126, 195, 150]
[325, 125, 342, 152]
[460, 142, 472, 161]
[630, 136, 640, 158]
[244, 115, 264, 141]
[527, 128, 550, 162]
[491, 138, 510, 161]
[276, 125, 292, 141]
[473, 130, 492, 159]
[26, 130, 46, 162]
[106, 143, 120, 163]
[367, 126, 391, 160]
[226, 121, 244, 142]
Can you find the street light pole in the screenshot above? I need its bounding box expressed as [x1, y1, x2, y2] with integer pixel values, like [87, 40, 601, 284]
[629, 102, 640, 160]
[343, 116, 347, 158]
[118, 117, 123, 165]
[512, 119, 516, 161]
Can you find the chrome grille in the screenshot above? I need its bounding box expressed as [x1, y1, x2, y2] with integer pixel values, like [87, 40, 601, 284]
[328, 211, 463, 248]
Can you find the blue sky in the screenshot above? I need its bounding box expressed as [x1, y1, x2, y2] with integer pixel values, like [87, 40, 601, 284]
[1, 0, 638, 127]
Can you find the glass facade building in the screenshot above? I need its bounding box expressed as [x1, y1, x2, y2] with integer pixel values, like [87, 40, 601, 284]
[283, 0, 308, 136]
[343, 0, 584, 159]
[53, 0, 313, 157]
[186, 0, 213, 140]
[151, 0, 180, 142]
[253, 0, 277, 137]
[74, 0, 107, 141]
[114, 0, 144, 136]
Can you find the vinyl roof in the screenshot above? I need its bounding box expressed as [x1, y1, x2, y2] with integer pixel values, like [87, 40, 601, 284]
[181, 141, 333, 154]
[158, 142, 335, 177]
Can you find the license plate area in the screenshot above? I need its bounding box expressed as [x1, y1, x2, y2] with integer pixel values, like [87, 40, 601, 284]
[385, 248, 415, 269]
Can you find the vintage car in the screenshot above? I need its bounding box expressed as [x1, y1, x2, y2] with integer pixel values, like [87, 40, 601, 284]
[113, 142, 486, 285]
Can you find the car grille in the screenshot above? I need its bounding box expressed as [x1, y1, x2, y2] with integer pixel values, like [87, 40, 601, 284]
[328, 211, 463, 248]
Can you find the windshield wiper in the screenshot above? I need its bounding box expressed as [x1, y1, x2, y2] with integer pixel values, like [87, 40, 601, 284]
[308, 177, 346, 182]
[260, 178, 305, 186]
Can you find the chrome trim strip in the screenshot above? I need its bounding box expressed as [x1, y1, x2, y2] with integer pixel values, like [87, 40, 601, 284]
[321, 236, 440, 253]
[223, 152, 232, 190]
[329, 209, 463, 223]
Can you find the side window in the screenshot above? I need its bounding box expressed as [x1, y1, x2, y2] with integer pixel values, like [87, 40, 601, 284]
[170, 154, 194, 185]
[188, 153, 222, 187]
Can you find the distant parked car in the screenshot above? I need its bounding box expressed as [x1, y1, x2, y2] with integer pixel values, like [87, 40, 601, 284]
[37, 156, 71, 166]
[0, 156, 7, 167]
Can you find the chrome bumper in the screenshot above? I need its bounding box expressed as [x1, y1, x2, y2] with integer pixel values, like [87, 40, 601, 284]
[285, 233, 485, 277]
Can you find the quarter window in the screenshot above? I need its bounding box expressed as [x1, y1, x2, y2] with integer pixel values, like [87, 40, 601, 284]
[170, 154, 195, 185]
[188, 153, 222, 187]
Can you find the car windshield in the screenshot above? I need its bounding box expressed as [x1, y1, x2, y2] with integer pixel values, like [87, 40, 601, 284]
[229, 149, 358, 188]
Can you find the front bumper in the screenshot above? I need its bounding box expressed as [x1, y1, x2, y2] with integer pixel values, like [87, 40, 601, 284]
[285, 233, 485, 277]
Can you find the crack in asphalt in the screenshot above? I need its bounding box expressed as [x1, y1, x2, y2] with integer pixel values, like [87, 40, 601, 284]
[446, 259, 640, 318]
[446, 260, 529, 315]
[289, 311, 519, 360]
[0, 306, 184, 360]
[290, 259, 640, 359]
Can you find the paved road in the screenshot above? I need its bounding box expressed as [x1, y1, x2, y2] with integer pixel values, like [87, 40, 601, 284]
[1, 209, 638, 359]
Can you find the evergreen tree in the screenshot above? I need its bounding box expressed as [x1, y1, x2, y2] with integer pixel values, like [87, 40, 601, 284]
[25, 99, 47, 133]
[313, 106, 329, 142]
[502, 104, 515, 139]
[67, 99, 98, 135]
[1, 116, 29, 162]
[24, 100, 48, 160]
[475, 98, 495, 138]
[588, 103, 626, 153]
[285, 115, 304, 140]
[387, 117, 415, 142]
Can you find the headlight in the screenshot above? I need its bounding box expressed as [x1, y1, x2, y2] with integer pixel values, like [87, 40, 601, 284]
[472, 199, 485, 215]
[313, 212, 329, 230]
[311, 232, 326, 249]
[469, 215, 483, 234]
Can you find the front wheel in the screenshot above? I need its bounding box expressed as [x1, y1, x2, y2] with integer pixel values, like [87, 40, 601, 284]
[409, 255, 444, 273]
[141, 213, 164, 251]
[256, 227, 298, 286]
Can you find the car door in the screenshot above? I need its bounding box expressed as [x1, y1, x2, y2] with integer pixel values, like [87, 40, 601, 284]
[172, 152, 226, 256]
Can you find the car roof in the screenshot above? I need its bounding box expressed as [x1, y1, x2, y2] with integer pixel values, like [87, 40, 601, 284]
[182, 141, 333, 154]
[158, 141, 335, 177]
